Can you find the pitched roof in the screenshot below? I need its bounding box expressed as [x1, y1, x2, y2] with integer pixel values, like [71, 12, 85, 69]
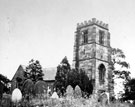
[42, 67, 57, 80]
[12, 65, 57, 81]
[12, 65, 26, 81]
[21, 65, 26, 70]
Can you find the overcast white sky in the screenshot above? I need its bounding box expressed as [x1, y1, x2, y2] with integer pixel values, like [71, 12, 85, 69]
[0, 0, 135, 80]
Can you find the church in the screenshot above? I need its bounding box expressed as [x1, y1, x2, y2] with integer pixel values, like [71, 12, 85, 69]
[11, 18, 113, 95]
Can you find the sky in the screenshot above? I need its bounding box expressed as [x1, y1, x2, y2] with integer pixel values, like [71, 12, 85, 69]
[0, 0, 135, 80]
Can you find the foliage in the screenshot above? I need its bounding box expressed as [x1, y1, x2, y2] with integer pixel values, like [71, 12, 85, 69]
[15, 77, 24, 91]
[54, 56, 71, 96]
[67, 68, 93, 97]
[21, 59, 46, 99]
[111, 48, 130, 80]
[79, 69, 93, 96]
[111, 48, 131, 99]
[55, 57, 93, 97]
[1, 93, 133, 107]
[0, 94, 11, 107]
[24, 59, 44, 83]
[0, 74, 10, 96]
[67, 68, 80, 89]
[0, 74, 10, 84]
[122, 78, 135, 102]
[15, 95, 133, 107]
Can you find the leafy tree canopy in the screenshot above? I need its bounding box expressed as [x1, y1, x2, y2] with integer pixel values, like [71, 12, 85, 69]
[55, 56, 93, 97]
[122, 78, 135, 102]
[111, 48, 130, 80]
[111, 48, 131, 100]
[0, 74, 10, 94]
[67, 68, 93, 97]
[24, 59, 44, 83]
[54, 56, 71, 96]
[0, 74, 10, 84]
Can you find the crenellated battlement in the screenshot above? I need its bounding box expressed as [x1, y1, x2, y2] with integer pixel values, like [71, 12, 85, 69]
[77, 18, 109, 29]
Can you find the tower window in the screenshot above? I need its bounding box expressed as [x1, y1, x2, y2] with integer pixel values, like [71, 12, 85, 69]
[98, 64, 106, 85]
[82, 30, 88, 43]
[99, 30, 104, 45]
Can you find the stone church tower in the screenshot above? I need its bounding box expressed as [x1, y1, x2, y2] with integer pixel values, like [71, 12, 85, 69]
[72, 18, 112, 94]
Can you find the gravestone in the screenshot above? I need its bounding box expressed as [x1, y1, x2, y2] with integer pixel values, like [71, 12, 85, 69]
[66, 85, 74, 99]
[74, 85, 82, 98]
[98, 92, 108, 106]
[34, 80, 47, 97]
[51, 92, 59, 99]
[22, 79, 34, 96]
[11, 88, 22, 103]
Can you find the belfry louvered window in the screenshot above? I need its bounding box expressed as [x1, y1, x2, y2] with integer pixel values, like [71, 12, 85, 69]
[82, 30, 88, 44]
[99, 30, 104, 45]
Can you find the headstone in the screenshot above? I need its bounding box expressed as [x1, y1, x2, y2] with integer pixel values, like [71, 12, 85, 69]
[105, 92, 110, 104]
[22, 79, 34, 96]
[11, 88, 22, 103]
[74, 85, 82, 98]
[99, 92, 108, 106]
[51, 92, 59, 99]
[34, 80, 47, 97]
[66, 85, 74, 99]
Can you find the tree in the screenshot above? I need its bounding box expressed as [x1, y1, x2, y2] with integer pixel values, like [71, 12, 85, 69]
[111, 48, 130, 80]
[55, 56, 93, 97]
[0, 74, 10, 93]
[122, 78, 135, 102]
[0, 74, 10, 85]
[54, 56, 71, 96]
[67, 68, 93, 97]
[67, 68, 80, 89]
[24, 59, 44, 83]
[22, 59, 45, 98]
[0, 74, 10, 100]
[111, 48, 131, 99]
[79, 69, 93, 96]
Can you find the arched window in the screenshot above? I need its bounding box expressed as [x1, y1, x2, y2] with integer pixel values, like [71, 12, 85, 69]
[98, 64, 106, 85]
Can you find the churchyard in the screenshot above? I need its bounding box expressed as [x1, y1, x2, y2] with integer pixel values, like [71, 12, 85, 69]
[1, 85, 134, 107]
